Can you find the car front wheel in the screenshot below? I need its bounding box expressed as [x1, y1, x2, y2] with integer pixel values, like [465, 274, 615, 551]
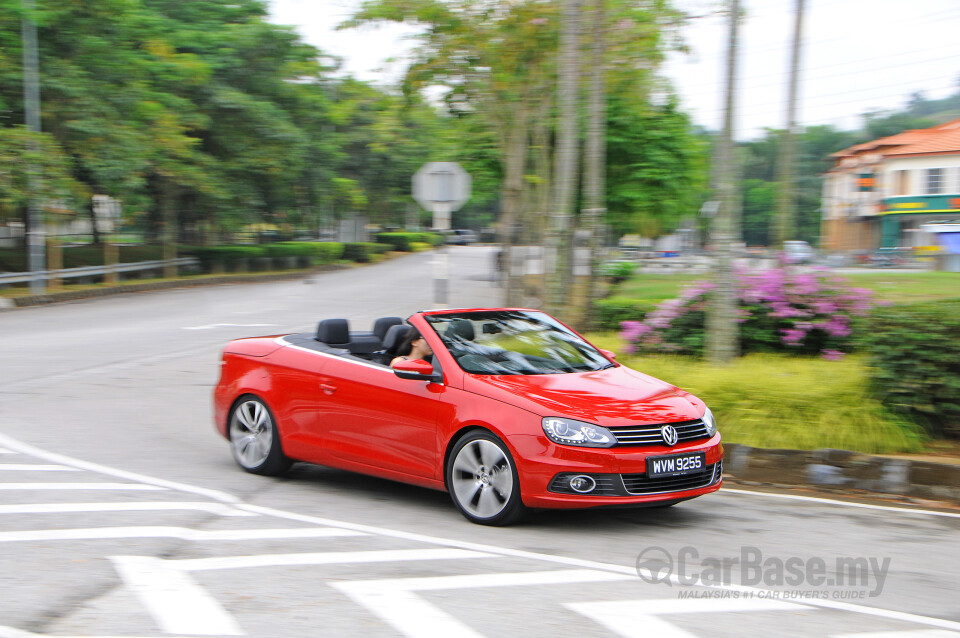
[446, 431, 525, 526]
[228, 396, 291, 476]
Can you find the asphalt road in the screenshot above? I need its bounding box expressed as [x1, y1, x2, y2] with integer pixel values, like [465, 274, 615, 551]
[1, 246, 958, 638]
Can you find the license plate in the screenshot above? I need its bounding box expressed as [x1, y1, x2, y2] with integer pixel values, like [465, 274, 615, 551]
[647, 452, 706, 477]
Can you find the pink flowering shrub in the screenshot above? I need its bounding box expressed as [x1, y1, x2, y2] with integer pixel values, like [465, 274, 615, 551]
[620, 268, 874, 359]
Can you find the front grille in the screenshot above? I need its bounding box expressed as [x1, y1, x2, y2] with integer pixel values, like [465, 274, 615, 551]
[621, 462, 720, 495]
[609, 419, 710, 446]
[548, 461, 722, 497]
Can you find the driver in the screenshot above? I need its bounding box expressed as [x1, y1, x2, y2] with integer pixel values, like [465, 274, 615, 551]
[390, 327, 434, 367]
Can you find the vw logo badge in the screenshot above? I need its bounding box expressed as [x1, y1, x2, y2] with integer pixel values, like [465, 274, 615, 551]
[661, 425, 679, 446]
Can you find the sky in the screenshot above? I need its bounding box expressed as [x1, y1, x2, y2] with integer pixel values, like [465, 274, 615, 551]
[267, 0, 960, 140]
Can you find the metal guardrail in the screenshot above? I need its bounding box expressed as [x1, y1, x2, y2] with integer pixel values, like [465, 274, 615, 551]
[0, 257, 197, 286]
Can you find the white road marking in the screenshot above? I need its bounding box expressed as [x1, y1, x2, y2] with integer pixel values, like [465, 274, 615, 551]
[0, 483, 164, 491]
[567, 598, 809, 638]
[114, 549, 494, 636]
[111, 556, 243, 636]
[0, 448, 15, 454]
[1, 432, 959, 635]
[832, 631, 960, 637]
[0, 464, 79, 471]
[721, 488, 960, 519]
[0, 502, 257, 516]
[182, 323, 278, 330]
[172, 548, 493, 572]
[0, 526, 365, 543]
[0, 628, 215, 638]
[333, 569, 635, 638]
[250, 504, 960, 633]
[0, 432, 238, 503]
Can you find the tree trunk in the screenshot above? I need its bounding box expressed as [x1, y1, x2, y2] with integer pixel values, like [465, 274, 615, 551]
[774, 0, 806, 246]
[706, 0, 741, 364]
[160, 179, 179, 279]
[500, 115, 529, 308]
[580, 0, 607, 330]
[547, 0, 581, 317]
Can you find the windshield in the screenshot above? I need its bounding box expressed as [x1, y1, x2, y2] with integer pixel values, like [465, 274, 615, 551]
[425, 310, 612, 375]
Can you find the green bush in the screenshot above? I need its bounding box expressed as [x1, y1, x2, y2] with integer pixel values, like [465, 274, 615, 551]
[376, 232, 413, 252]
[191, 245, 267, 271]
[598, 260, 636, 283]
[264, 243, 308, 259]
[311, 242, 344, 264]
[409, 241, 431, 253]
[594, 297, 655, 331]
[343, 242, 390, 263]
[376, 232, 442, 251]
[1, 245, 166, 271]
[862, 300, 960, 439]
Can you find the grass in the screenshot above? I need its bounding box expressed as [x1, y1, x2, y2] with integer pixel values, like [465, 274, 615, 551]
[842, 271, 960, 303]
[613, 269, 960, 307]
[586, 332, 927, 454]
[611, 273, 698, 305]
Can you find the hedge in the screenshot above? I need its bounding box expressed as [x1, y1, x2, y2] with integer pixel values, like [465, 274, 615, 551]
[861, 299, 960, 439]
[376, 232, 442, 252]
[594, 297, 655, 331]
[191, 245, 268, 271]
[0, 245, 166, 270]
[263, 242, 344, 264]
[342, 242, 391, 263]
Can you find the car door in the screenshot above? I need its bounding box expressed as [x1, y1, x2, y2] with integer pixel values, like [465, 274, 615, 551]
[314, 356, 442, 479]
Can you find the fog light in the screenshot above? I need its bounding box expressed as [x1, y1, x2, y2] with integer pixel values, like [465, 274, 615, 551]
[569, 475, 596, 493]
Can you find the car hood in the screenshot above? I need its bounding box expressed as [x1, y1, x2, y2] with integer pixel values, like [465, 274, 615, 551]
[463, 364, 703, 427]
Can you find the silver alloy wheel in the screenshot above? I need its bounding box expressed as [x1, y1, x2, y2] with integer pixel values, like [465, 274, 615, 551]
[450, 438, 514, 519]
[229, 399, 273, 469]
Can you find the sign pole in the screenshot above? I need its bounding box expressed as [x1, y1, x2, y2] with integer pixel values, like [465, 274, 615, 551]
[413, 162, 471, 309]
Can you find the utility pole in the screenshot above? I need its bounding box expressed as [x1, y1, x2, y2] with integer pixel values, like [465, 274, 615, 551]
[706, 0, 741, 364]
[22, 0, 45, 294]
[775, 0, 806, 246]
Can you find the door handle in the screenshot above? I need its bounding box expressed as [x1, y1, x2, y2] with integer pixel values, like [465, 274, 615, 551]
[320, 383, 337, 395]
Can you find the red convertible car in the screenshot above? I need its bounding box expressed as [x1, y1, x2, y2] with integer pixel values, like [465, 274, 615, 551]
[214, 308, 723, 525]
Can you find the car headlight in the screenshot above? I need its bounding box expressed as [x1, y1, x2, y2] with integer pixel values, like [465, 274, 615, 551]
[701, 406, 718, 436]
[542, 417, 616, 448]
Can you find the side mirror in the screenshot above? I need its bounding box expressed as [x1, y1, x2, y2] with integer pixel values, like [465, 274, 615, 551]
[393, 358, 441, 382]
[599, 349, 617, 361]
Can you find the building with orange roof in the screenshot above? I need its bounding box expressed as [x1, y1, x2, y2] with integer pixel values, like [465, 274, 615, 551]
[822, 118, 960, 254]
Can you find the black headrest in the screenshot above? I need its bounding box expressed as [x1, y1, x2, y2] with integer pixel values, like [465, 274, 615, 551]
[447, 318, 475, 341]
[373, 316, 403, 341]
[382, 324, 411, 352]
[316, 318, 350, 345]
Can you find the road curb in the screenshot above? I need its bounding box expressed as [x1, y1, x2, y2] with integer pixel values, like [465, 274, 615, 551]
[1, 266, 348, 310]
[723, 443, 960, 503]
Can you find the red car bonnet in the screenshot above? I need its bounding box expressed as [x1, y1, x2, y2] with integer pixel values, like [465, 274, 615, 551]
[461, 364, 704, 428]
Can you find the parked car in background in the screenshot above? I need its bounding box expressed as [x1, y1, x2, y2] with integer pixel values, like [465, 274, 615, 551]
[783, 240, 815, 263]
[446, 229, 478, 245]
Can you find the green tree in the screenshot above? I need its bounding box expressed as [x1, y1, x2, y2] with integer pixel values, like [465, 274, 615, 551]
[606, 96, 708, 239]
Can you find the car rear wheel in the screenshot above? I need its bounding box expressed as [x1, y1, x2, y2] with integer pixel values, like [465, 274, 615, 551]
[446, 431, 525, 526]
[228, 396, 291, 476]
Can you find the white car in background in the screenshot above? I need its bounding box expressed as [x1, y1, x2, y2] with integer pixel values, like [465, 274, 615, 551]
[446, 229, 478, 245]
[783, 240, 814, 263]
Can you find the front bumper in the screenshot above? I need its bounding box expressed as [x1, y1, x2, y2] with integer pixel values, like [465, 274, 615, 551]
[509, 433, 723, 509]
